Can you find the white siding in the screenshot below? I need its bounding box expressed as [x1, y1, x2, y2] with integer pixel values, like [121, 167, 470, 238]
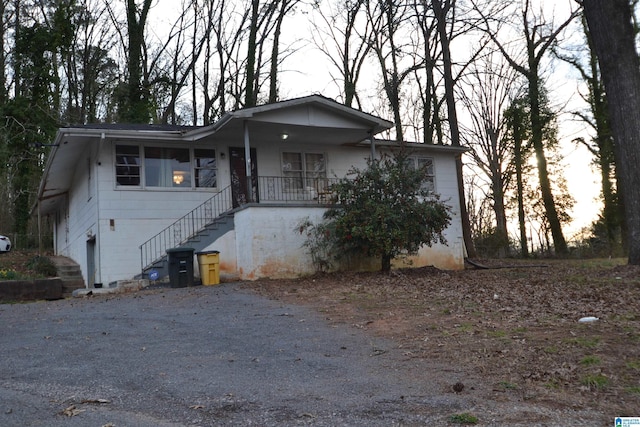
[234, 206, 326, 279]
[56, 143, 99, 284]
[56, 136, 465, 284]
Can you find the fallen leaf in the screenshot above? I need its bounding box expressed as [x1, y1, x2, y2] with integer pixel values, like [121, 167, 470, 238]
[60, 405, 85, 417]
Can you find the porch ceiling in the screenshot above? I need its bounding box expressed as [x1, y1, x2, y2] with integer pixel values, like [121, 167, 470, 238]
[205, 119, 376, 146]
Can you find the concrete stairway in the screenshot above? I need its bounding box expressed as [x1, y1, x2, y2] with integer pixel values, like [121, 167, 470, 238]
[50, 256, 85, 297]
[141, 213, 235, 280]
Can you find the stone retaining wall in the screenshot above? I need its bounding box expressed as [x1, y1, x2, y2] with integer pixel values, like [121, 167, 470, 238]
[0, 278, 63, 302]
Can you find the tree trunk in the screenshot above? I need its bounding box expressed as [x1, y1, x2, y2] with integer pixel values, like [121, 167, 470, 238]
[583, 17, 620, 251]
[13, 0, 21, 98]
[245, 0, 259, 108]
[527, 67, 568, 254]
[432, 0, 476, 257]
[125, 0, 152, 123]
[382, 253, 392, 273]
[511, 102, 529, 257]
[583, 0, 640, 264]
[0, 0, 5, 106]
[268, 0, 287, 103]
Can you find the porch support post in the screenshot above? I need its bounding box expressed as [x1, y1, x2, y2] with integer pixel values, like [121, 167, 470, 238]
[243, 120, 253, 202]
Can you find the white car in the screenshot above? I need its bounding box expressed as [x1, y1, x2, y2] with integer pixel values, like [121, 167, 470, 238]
[0, 235, 11, 252]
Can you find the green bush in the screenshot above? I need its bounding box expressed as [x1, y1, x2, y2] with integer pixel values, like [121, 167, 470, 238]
[0, 269, 18, 280]
[323, 151, 451, 272]
[26, 256, 58, 277]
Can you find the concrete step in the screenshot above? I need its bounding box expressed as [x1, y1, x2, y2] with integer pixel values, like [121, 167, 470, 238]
[49, 256, 86, 294]
[62, 279, 85, 297]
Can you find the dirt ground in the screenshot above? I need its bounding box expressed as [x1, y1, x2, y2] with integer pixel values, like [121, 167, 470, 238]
[245, 258, 640, 420]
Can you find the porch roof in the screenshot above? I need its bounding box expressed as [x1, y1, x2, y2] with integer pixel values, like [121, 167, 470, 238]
[35, 95, 394, 215]
[183, 94, 394, 145]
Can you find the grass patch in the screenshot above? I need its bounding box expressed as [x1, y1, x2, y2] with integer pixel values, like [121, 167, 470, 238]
[487, 330, 507, 338]
[455, 323, 475, 333]
[581, 373, 609, 390]
[449, 412, 478, 424]
[580, 355, 601, 366]
[544, 379, 561, 389]
[626, 359, 640, 371]
[566, 337, 600, 349]
[626, 386, 640, 395]
[496, 381, 518, 390]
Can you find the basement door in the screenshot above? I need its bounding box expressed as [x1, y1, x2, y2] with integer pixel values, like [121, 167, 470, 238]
[86, 236, 96, 287]
[229, 147, 259, 208]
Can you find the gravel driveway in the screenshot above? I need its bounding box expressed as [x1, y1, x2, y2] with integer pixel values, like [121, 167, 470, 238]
[0, 283, 474, 426]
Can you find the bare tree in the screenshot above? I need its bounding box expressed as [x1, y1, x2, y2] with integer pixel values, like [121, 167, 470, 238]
[410, 0, 444, 144]
[310, 0, 374, 108]
[460, 51, 522, 257]
[474, 0, 579, 255]
[154, 0, 215, 124]
[430, 0, 481, 257]
[268, 0, 302, 103]
[60, 0, 119, 124]
[123, 0, 152, 123]
[199, 0, 251, 121]
[366, 0, 423, 141]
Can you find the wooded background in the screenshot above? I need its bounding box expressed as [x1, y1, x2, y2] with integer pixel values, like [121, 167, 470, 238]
[0, 0, 627, 260]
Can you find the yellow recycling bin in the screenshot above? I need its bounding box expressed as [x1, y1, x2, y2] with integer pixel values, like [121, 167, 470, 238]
[196, 250, 220, 286]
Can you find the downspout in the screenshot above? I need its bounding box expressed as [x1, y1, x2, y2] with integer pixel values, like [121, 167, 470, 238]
[95, 132, 105, 285]
[243, 120, 253, 202]
[369, 130, 376, 159]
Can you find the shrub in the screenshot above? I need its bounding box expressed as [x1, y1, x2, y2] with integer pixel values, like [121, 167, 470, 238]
[26, 256, 58, 277]
[323, 151, 451, 272]
[0, 269, 18, 280]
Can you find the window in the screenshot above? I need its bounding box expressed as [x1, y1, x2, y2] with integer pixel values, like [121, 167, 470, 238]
[194, 149, 217, 188]
[408, 156, 435, 193]
[115, 145, 140, 186]
[282, 152, 326, 191]
[144, 147, 191, 187]
[115, 145, 218, 189]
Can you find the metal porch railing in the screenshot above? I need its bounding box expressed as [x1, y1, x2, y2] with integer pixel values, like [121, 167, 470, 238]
[139, 176, 340, 273]
[257, 176, 339, 203]
[139, 186, 233, 271]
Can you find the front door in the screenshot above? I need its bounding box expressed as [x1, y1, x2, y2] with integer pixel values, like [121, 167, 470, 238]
[229, 147, 258, 208]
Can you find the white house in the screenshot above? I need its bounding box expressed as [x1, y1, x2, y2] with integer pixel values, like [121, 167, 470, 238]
[36, 95, 467, 287]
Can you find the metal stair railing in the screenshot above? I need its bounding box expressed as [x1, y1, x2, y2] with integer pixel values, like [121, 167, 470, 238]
[140, 186, 233, 271]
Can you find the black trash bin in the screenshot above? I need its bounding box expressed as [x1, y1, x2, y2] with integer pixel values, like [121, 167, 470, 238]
[166, 247, 195, 288]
